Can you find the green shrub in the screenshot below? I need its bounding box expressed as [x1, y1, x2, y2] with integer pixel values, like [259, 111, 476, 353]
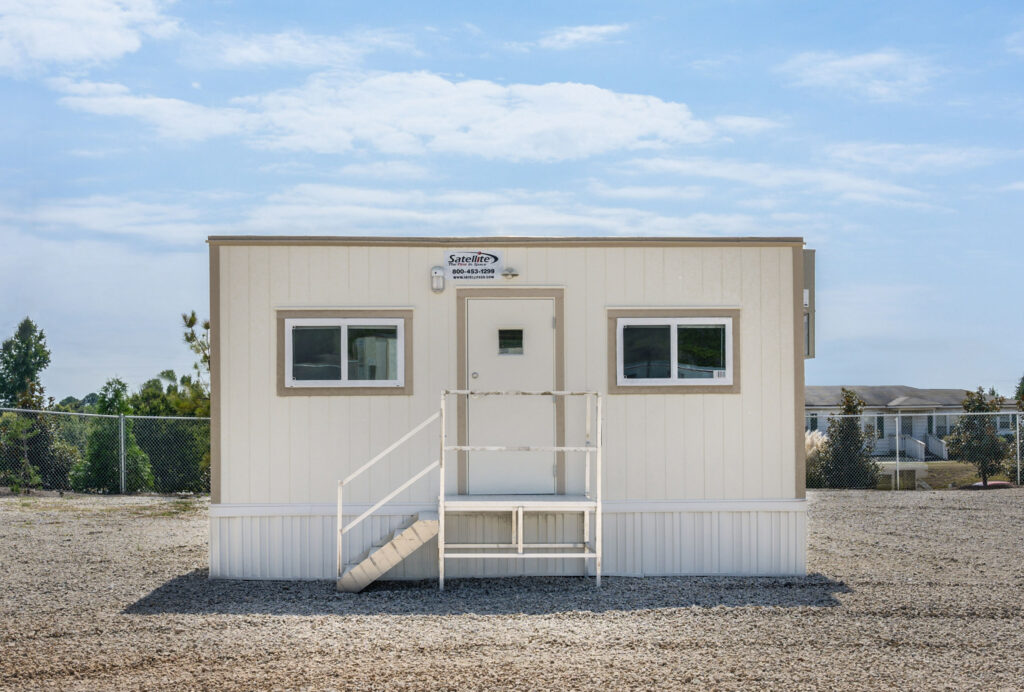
[947, 389, 1011, 488]
[820, 389, 879, 489]
[0, 412, 42, 493]
[70, 420, 153, 493]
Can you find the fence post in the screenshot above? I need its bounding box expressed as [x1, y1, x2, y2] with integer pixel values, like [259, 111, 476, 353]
[1017, 412, 1021, 487]
[118, 414, 126, 494]
[895, 413, 901, 491]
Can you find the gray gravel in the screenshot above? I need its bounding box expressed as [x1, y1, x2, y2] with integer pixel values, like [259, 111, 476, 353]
[2, 490, 1024, 691]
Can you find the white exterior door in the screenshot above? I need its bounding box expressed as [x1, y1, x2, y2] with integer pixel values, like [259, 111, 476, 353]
[466, 298, 556, 494]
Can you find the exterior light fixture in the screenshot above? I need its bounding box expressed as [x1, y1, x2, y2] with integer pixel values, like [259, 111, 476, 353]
[430, 266, 445, 293]
[501, 267, 519, 279]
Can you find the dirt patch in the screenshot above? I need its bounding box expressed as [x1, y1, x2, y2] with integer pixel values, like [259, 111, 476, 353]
[2, 491, 1024, 690]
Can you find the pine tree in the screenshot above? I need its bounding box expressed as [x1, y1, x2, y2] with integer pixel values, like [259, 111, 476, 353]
[0, 318, 51, 407]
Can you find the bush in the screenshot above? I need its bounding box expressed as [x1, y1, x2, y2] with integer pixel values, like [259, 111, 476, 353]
[820, 389, 879, 488]
[0, 412, 43, 493]
[805, 430, 827, 488]
[70, 420, 153, 493]
[947, 389, 1011, 488]
[134, 418, 209, 493]
[39, 438, 81, 491]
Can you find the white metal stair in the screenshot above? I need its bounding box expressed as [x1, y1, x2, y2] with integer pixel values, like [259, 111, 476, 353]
[337, 512, 439, 592]
[336, 390, 603, 592]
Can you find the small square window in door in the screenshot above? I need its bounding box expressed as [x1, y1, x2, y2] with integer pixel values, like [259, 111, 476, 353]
[498, 329, 524, 355]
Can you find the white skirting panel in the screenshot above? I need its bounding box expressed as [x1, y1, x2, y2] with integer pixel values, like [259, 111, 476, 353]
[209, 502, 806, 580]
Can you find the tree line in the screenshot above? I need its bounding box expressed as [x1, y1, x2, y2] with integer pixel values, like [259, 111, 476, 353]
[0, 313, 211, 494]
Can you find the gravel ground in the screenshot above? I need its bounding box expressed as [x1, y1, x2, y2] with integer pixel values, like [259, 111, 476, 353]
[2, 490, 1024, 691]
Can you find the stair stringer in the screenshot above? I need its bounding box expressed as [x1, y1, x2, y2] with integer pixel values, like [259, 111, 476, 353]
[337, 512, 439, 592]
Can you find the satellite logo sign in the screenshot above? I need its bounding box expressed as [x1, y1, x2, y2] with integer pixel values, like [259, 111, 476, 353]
[445, 250, 504, 280]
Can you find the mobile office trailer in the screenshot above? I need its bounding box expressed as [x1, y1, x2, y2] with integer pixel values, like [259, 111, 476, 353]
[208, 236, 813, 589]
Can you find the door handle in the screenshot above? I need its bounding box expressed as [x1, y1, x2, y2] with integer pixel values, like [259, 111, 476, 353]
[471, 372, 479, 379]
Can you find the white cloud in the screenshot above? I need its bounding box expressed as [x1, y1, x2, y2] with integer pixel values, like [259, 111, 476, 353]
[242, 183, 760, 236]
[338, 161, 432, 180]
[2, 181, 789, 244]
[777, 50, 936, 101]
[588, 181, 707, 201]
[51, 78, 257, 139]
[535, 24, 628, 50]
[53, 70, 715, 160]
[713, 115, 781, 135]
[246, 72, 713, 160]
[632, 156, 923, 204]
[1000, 181, 1024, 191]
[827, 142, 1015, 174]
[193, 29, 413, 68]
[0, 0, 178, 75]
[2, 194, 218, 242]
[738, 197, 784, 211]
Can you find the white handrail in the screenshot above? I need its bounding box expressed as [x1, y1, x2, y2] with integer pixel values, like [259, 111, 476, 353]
[342, 411, 440, 486]
[341, 460, 440, 536]
[436, 388, 603, 589]
[337, 410, 441, 581]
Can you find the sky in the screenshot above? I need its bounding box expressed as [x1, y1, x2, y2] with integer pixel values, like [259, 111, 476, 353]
[1, 0, 1022, 401]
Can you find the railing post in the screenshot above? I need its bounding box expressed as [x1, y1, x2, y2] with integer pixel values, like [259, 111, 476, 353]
[894, 413, 901, 491]
[342, 481, 350, 585]
[595, 393, 603, 587]
[118, 414, 126, 494]
[585, 394, 592, 500]
[438, 392, 446, 592]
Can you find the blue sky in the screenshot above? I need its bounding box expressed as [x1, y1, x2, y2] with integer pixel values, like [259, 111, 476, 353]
[1, 0, 1022, 400]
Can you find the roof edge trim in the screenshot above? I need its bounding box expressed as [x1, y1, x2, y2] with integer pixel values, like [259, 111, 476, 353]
[207, 235, 805, 247]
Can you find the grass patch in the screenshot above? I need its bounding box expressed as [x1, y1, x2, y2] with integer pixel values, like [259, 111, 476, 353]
[876, 461, 1014, 490]
[924, 461, 1011, 489]
[132, 499, 199, 518]
[1, 496, 202, 518]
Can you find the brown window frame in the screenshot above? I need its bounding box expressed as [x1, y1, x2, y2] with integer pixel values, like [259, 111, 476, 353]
[607, 308, 740, 395]
[276, 309, 413, 396]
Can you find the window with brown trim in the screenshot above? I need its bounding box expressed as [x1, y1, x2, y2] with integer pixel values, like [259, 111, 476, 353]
[607, 309, 740, 394]
[276, 310, 413, 396]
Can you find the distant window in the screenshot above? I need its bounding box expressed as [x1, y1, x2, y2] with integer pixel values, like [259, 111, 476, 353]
[807, 413, 818, 431]
[937, 416, 948, 436]
[498, 329, 524, 355]
[998, 414, 1014, 431]
[616, 317, 733, 387]
[876, 415, 885, 439]
[285, 317, 404, 388]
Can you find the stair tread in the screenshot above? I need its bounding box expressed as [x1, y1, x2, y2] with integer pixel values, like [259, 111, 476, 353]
[337, 511, 440, 593]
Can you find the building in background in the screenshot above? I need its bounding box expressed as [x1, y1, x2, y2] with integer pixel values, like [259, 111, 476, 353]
[805, 385, 1018, 460]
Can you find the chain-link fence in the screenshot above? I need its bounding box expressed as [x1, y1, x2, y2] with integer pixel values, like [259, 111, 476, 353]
[805, 411, 1022, 490]
[0, 408, 210, 494]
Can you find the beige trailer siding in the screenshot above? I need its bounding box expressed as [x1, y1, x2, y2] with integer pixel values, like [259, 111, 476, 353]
[214, 241, 800, 508]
